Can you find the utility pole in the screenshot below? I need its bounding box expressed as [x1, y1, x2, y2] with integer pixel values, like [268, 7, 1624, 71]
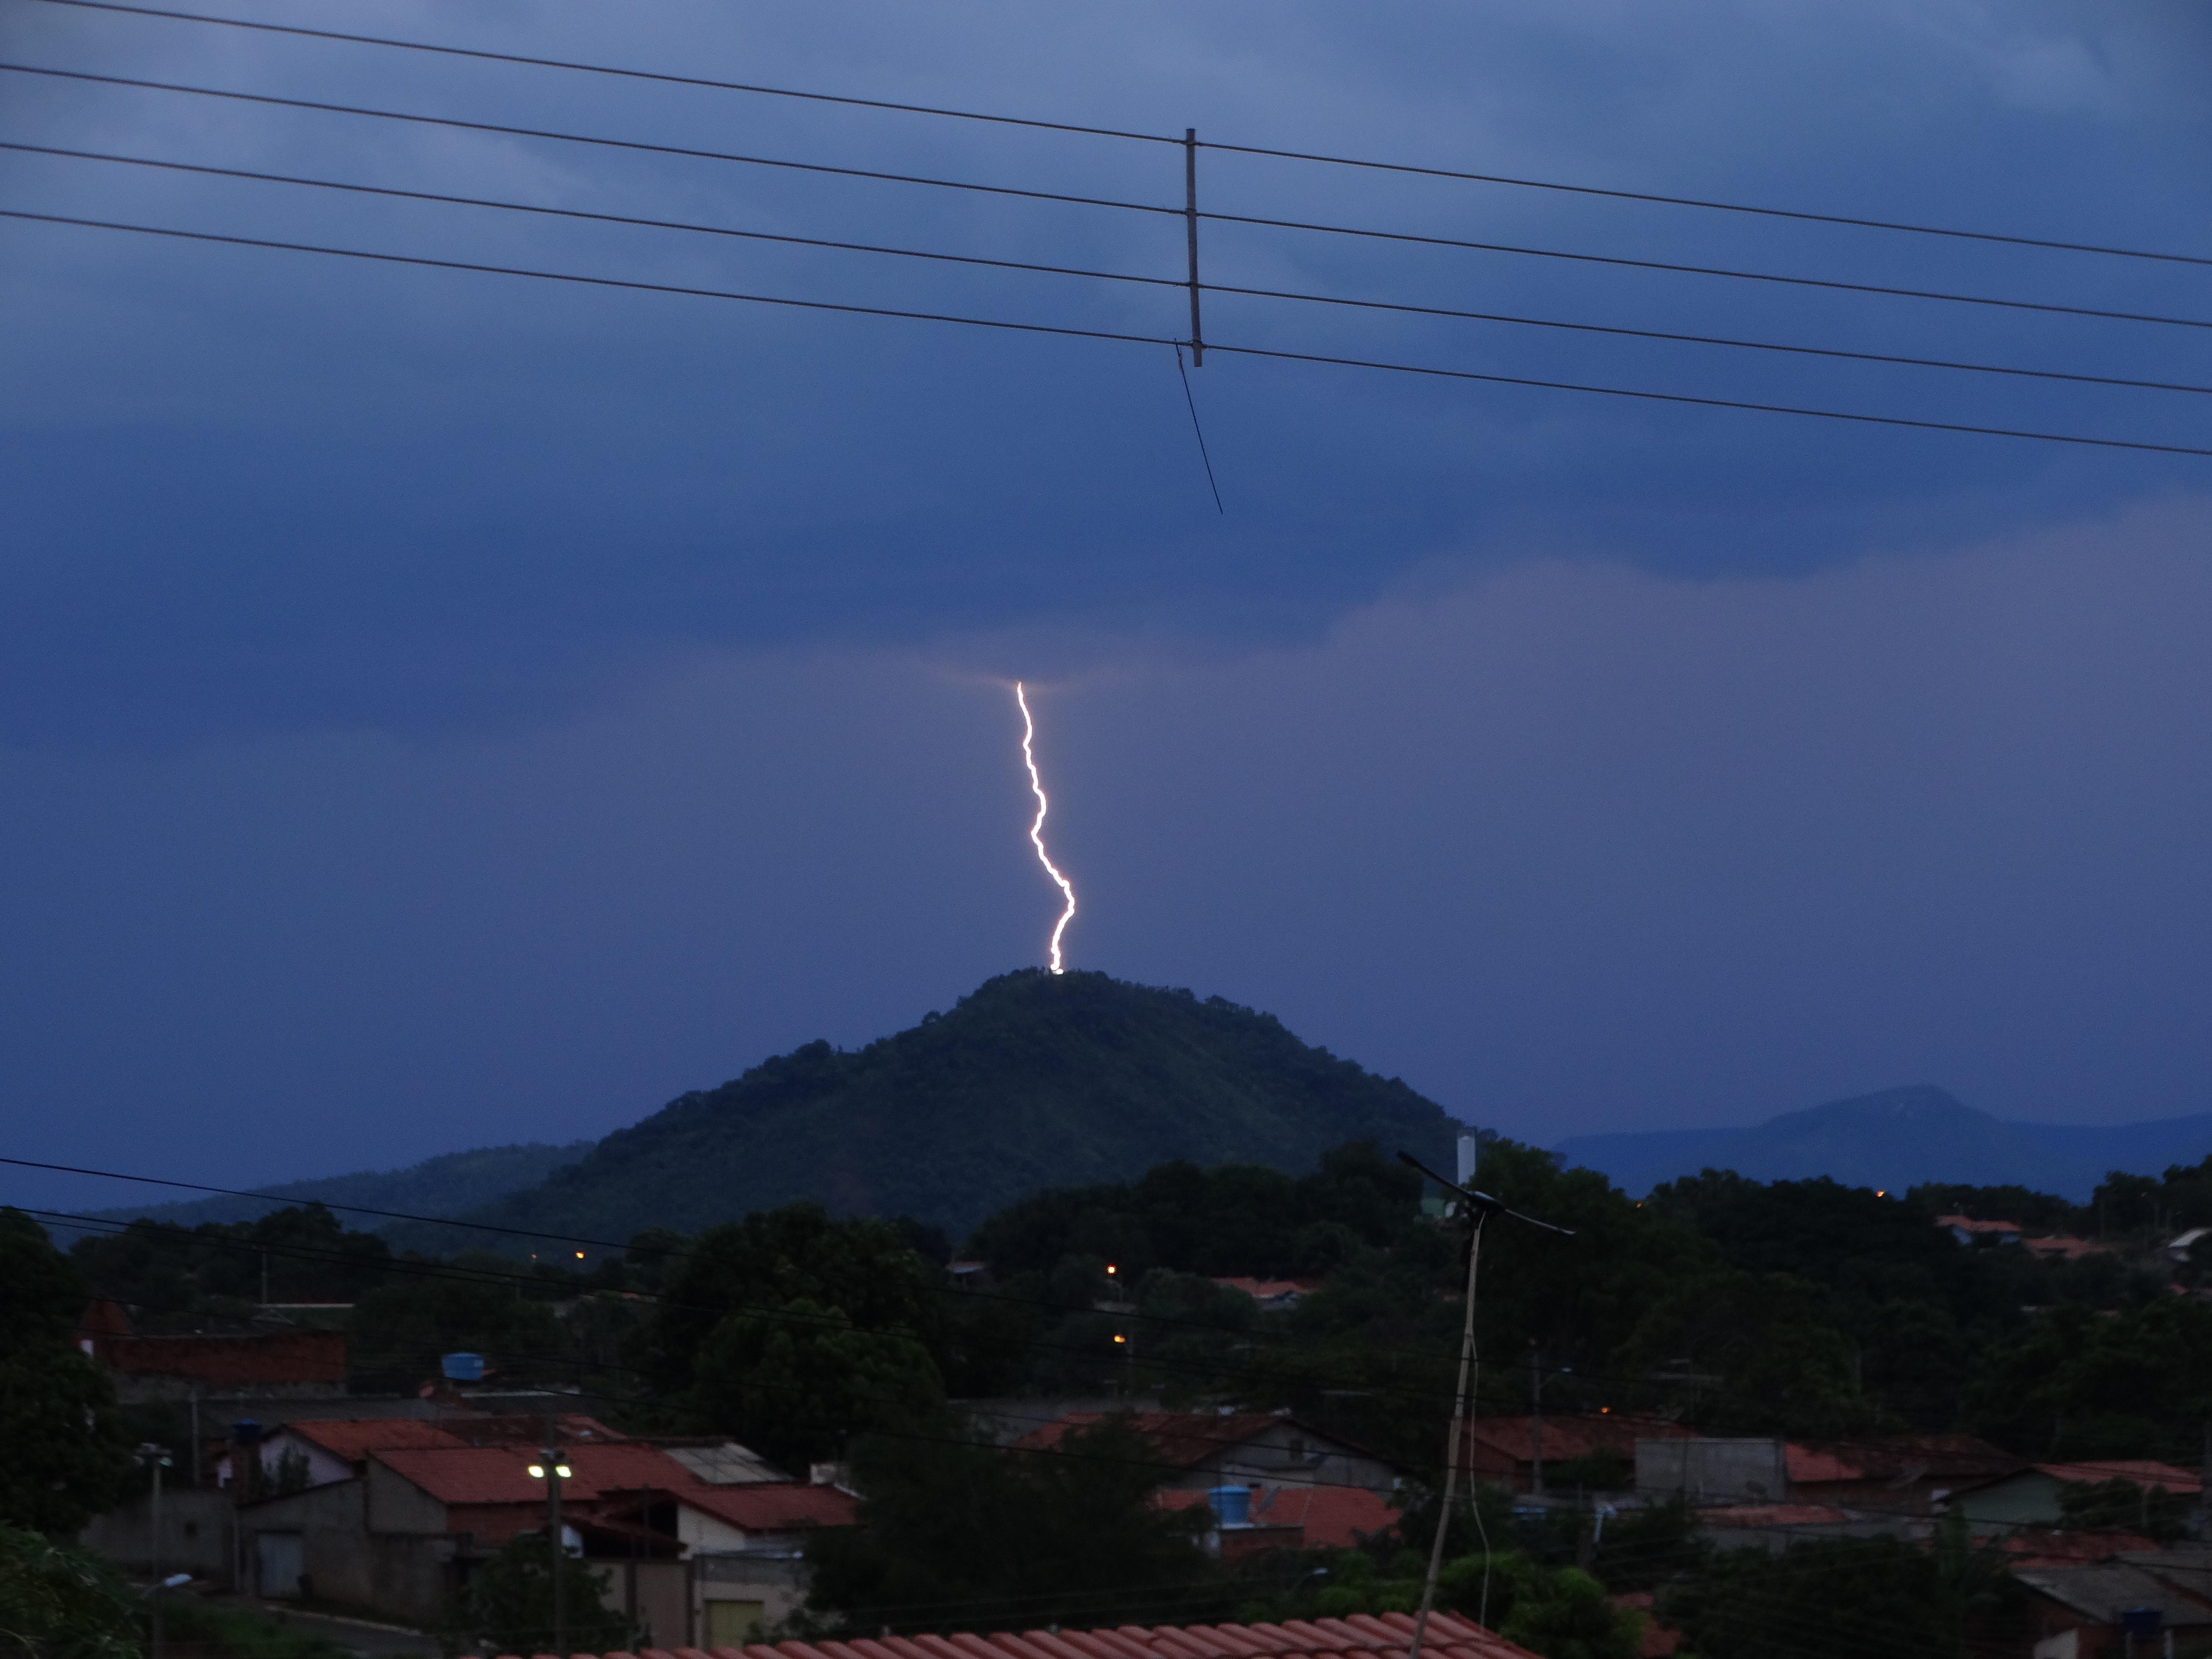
[1528, 1347, 1547, 1497]
[528, 1439, 573, 1658]
[136, 1444, 173, 1659]
[1183, 129, 1203, 366]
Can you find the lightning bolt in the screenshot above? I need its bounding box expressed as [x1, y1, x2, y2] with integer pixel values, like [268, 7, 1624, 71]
[1014, 681, 1077, 975]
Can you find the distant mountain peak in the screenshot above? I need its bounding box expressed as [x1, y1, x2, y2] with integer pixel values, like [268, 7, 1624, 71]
[446, 969, 1455, 1243]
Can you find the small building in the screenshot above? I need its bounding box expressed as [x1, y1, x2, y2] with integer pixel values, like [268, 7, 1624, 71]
[2012, 1563, 2212, 1659]
[1209, 1277, 1321, 1311]
[1784, 1433, 2023, 1513]
[1157, 1482, 1399, 1560]
[1012, 1410, 1401, 1494]
[1636, 1437, 1791, 1505]
[1936, 1215, 2024, 1247]
[1947, 1461, 2203, 1531]
[2168, 1228, 2212, 1265]
[1464, 1414, 1691, 1493]
[95, 1327, 349, 1403]
[235, 1436, 853, 1641]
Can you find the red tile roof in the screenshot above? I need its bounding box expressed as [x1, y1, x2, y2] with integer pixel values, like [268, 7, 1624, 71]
[1461, 1414, 1691, 1466]
[646, 1482, 859, 1534]
[1609, 1593, 1678, 1659]
[1014, 1412, 1289, 1467]
[2004, 1531, 2158, 1566]
[1696, 1504, 1852, 1528]
[1157, 1485, 1398, 1550]
[1786, 1433, 2022, 1487]
[2030, 1461, 2201, 1494]
[2021, 1237, 2113, 1261]
[1935, 1215, 2022, 1236]
[497, 1608, 1540, 1659]
[439, 1414, 630, 1448]
[372, 1443, 701, 1506]
[102, 1330, 346, 1385]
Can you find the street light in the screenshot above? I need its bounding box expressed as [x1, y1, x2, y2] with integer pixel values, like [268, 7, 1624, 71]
[527, 1447, 573, 1658]
[135, 1445, 174, 1659]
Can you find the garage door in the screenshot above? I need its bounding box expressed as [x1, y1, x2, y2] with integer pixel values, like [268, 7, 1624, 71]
[255, 1532, 303, 1599]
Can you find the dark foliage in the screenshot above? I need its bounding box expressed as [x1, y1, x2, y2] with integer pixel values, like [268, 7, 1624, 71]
[344, 1257, 567, 1393]
[454, 971, 1458, 1242]
[803, 1416, 1217, 1633]
[68, 1205, 393, 1330]
[1659, 1522, 2014, 1659]
[464, 1533, 631, 1655]
[0, 1523, 142, 1659]
[0, 1211, 133, 1533]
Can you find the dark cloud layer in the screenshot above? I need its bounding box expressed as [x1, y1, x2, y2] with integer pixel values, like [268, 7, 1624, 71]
[3, 0, 2209, 743]
[3, 3, 2210, 1210]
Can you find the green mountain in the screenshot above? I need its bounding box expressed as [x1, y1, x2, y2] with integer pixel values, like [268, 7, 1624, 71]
[454, 969, 1461, 1245]
[80, 1141, 595, 1233]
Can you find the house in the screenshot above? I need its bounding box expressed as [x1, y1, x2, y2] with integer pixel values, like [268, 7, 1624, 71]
[1947, 1461, 2203, 1531]
[2168, 1228, 2212, 1265]
[1462, 1414, 1692, 1493]
[2012, 1563, 2212, 1659]
[1937, 1215, 2024, 1246]
[227, 1412, 635, 1491]
[1157, 1482, 1399, 1560]
[1013, 1410, 1402, 1494]
[1692, 1503, 1912, 1554]
[235, 1437, 855, 1641]
[490, 1605, 1545, 1659]
[1784, 1433, 2024, 1513]
[1210, 1277, 1321, 1311]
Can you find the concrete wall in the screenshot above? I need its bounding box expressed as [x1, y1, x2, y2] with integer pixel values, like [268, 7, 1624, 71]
[1951, 1472, 2066, 1528]
[696, 1550, 810, 1633]
[239, 1480, 460, 1629]
[1636, 1439, 1791, 1503]
[364, 1459, 449, 1536]
[1177, 1423, 1398, 1494]
[79, 1489, 235, 1578]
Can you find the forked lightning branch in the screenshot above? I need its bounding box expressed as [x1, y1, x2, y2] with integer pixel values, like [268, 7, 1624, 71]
[1014, 682, 1077, 974]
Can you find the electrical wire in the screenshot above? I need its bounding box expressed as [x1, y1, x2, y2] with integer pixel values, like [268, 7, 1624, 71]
[7, 209, 2208, 460]
[1200, 140, 2212, 269]
[26, 0, 2212, 270]
[1199, 207, 2212, 333]
[17, 0, 1182, 148]
[0, 63, 1185, 221]
[15, 140, 2211, 400]
[7, 62, 2209, 336]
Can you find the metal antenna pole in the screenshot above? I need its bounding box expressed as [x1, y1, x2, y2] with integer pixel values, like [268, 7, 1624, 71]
[1183, 128, 1203, 366]
[1409, 1209, 1487, 1659]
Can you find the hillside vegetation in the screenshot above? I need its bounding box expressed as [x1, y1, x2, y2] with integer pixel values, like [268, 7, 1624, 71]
[449, 969, 1458, 1242]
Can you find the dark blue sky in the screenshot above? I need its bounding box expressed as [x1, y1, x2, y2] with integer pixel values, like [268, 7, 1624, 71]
[4, 0, 2211, 1213]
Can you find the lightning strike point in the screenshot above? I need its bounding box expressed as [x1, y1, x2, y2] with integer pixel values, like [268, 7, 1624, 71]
[1014, 682, 1077, 974]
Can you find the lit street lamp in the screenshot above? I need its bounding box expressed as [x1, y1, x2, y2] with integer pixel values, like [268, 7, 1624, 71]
[526, 1447, 573, 1657]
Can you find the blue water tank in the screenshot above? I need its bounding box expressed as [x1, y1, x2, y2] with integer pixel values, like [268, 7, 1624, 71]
[1207, 1484, 1252, 1526]
[440, 1352, 486, 1382]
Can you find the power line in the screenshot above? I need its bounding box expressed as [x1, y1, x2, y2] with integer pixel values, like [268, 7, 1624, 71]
[0, 63, 1184, 220]
[27, 0, 2212, 271]
[7, 209, 2208, 460]
[16, 141, 2210, 401]
[9, 62, 2210, 336]
[1200, 207, 2212, 333]
[1202, 140, 2212, 269]
[17, 0, 1180, 148]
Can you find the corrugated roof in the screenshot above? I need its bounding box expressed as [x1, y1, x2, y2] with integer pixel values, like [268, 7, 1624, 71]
[496, 1607, 1539, 1659]
[287, 1419, 467, 1461]
[661, 1443, 788, 1486]
[2014, 1564, 2212, 1627]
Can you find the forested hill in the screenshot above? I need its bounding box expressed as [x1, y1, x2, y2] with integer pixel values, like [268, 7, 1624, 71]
[449, 969, 1459, 1243]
